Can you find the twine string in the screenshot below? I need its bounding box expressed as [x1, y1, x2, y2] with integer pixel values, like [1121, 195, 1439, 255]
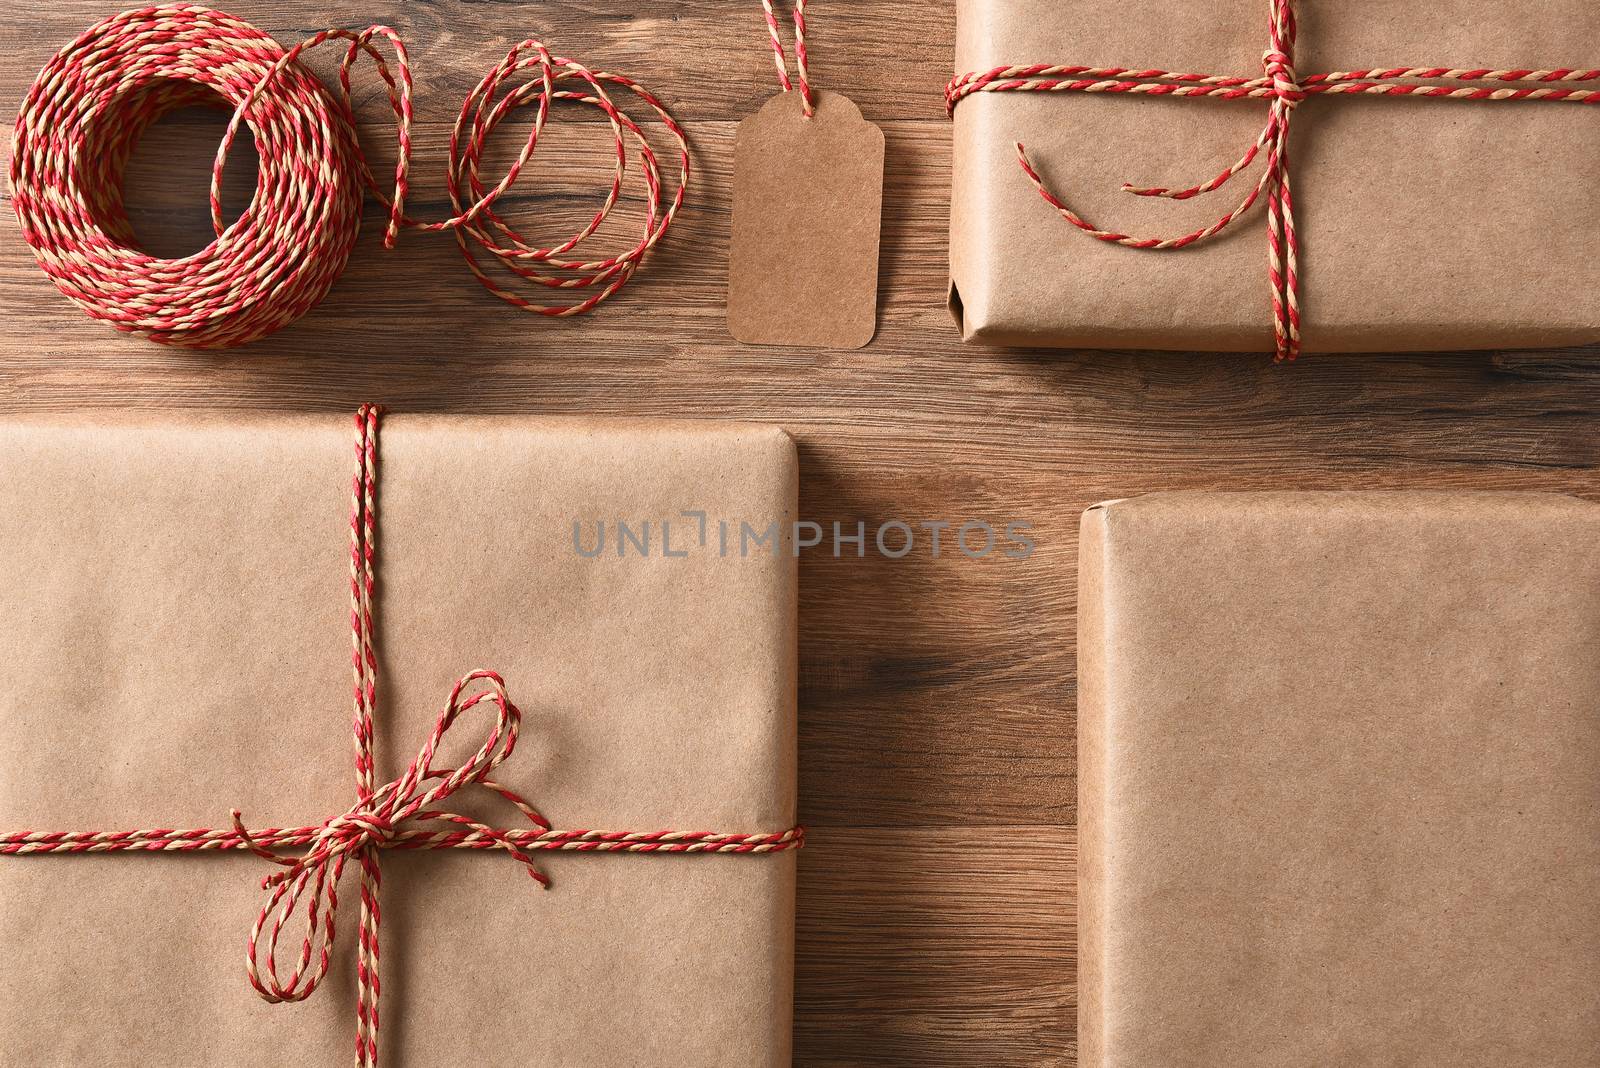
[0, 405, 804, 1068]
[762, 0, 816, 117]
[9, 6, 690, 347]
[348, 401, 382, 1061]
[944, 0, 1600, 360]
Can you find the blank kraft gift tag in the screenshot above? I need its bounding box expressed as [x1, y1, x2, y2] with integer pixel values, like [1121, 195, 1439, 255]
[728, 89, 885, 349]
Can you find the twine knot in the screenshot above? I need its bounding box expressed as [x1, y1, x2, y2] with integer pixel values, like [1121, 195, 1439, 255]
[1262, 50, 1304, 107]
[309, 810, 396, 859]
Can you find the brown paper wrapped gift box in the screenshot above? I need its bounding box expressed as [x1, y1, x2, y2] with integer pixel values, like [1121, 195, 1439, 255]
[950, 0, 1600, 353]
[1079, 491, 1600, 1066]
[0, 412, 798, 1067]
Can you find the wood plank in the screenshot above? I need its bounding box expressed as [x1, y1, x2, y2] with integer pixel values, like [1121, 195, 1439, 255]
[0, 0, 952, 123]
[796, 826, 1076, 1066]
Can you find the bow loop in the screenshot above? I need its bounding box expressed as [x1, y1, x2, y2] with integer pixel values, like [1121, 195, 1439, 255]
[390, 669, 522, 823]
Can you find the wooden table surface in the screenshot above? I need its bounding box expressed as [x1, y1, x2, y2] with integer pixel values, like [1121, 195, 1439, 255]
[3, 3, 1598, 1064]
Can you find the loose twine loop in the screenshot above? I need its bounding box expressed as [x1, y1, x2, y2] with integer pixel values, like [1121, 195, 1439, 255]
[945, 0, 1600, 361]
[0, 406, 803, 1068]
[8, 5, 689, 347]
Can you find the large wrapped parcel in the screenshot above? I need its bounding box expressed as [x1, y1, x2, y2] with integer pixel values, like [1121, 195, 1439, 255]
[1079, 492, 1600, 1065]
[950, 0, 1600, 352]
[0, 413, 799, 1066]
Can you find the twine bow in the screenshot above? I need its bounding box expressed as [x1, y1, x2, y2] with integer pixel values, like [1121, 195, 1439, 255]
[945, 0, 1600, 360]
[0, 406, 804, 1068]
[232, 669, 551, 1008]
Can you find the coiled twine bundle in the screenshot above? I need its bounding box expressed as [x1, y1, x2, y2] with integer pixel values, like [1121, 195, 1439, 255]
[9, 5, 689, 347]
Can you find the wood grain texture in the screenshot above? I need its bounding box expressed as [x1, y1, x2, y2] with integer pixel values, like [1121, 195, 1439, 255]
[3, 2, 1599, 1064]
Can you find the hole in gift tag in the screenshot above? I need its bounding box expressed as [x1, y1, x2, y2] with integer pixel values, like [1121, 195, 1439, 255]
[728, 89, 885, 349]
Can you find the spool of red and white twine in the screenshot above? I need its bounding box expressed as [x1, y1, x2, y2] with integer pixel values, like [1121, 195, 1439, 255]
[8, 5, 689, 347]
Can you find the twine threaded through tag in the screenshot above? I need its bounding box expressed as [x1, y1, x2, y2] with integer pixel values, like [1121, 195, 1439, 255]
[762, 0, 816, 118]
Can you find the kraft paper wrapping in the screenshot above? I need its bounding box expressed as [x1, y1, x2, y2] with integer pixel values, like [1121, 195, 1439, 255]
[1078, 492, 1600, 1066]
[0, 412, 798, 1067]
[951, 0, 1600, 352]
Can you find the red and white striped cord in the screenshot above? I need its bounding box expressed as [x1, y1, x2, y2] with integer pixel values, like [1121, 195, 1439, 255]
[9, 6, 690, 347]
[762, 0, 815, 117]
[0, 405, 804, 1068]
[946, 0, 1600, 361]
